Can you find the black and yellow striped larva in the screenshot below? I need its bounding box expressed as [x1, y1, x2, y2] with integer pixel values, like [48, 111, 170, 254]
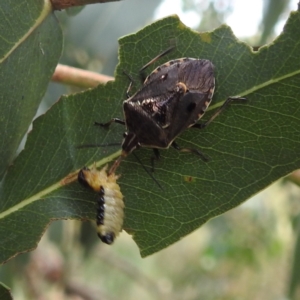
[78, 165, 124, 245]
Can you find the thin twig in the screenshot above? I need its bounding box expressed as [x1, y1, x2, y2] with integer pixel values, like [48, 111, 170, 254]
[287, 170, 300, 187]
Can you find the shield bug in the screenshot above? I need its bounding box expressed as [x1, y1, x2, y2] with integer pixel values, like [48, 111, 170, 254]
[98, 47, 246, 174]
[78, 165, 124, 245]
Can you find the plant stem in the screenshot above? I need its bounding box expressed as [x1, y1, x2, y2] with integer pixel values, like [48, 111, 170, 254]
[52, 64, 114, 88]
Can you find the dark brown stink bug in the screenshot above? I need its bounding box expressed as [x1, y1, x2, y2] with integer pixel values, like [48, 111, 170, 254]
[99, 48, 245, 174]
[78, 165, 124, 245]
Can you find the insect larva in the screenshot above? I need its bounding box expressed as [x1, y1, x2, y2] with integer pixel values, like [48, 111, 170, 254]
[78, 165, 124, 244]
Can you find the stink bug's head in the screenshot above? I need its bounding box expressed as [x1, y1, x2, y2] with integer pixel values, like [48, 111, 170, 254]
[107, 131, 141, 175]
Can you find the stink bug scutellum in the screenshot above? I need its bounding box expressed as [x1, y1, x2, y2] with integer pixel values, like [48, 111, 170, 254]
[78, 165, 124, 244]
[98, 47, 246, 174]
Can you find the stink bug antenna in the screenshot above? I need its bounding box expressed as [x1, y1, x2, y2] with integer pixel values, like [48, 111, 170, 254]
[139, 45, 175, 73]
[77, 143, 121, 149]
[132, 152, 163, 191]
[139, 45, 176, 82]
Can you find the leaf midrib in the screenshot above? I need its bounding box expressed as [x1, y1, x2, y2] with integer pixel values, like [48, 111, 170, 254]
[0, 151, 121, 220]
[0, 0, 52, 63]
[209, 67, 300, 111]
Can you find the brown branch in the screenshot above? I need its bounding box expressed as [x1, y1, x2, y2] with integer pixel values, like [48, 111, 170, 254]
[52, 64, 114, 89]
[287, 170, 300, 187]
[51, 0, 121, 10]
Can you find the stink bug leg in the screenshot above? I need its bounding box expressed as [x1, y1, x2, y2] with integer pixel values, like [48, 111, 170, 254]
[94, 118, 125, 128]
[150, 148, 161, 172]
[171, 141, 209, 162]
[192, 96, 246, 130]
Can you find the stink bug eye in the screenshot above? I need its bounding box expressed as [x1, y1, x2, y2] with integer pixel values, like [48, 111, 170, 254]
[78, 165, 124, 245]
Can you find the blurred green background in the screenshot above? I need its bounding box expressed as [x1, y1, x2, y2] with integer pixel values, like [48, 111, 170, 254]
[1, 0, 300, 299]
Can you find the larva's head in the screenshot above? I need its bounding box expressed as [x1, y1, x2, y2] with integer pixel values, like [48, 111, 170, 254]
[97, 232, 115, 245]
[78, 167, 91, 189]
[78, 165, 108, 192]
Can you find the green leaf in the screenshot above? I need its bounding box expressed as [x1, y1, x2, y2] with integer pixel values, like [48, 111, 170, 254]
[1, 10, 300, 262]
[288, 217, 300, 299]
[0, 0, 63, 179]
[0, 282, 12, 300]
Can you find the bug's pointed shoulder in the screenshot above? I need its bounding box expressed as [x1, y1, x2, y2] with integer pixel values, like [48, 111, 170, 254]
[143, 58, 188, 85]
